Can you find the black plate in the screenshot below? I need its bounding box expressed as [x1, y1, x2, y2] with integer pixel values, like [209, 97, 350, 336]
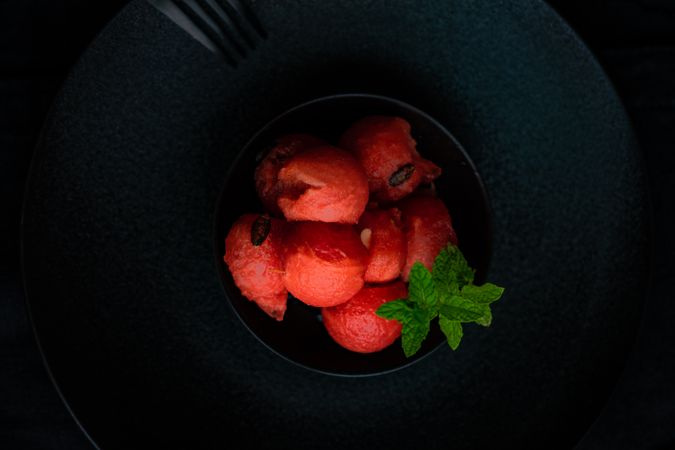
[21, 0, 650, 449]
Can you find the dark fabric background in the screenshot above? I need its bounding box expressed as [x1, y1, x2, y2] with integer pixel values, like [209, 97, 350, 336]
[1, 0, 673, 448]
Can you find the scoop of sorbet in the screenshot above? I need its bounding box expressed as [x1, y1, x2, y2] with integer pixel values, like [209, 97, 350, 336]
[357, 208, 406, 283]
[340, 116, 441, 202]
[398, 195, 458, 281]
[283, 221, 368, 307]
[254, 134, 324, 215]
[321, 281, 407, 353]
[276, 145, 369, 224]
[224, 214, 287, 320]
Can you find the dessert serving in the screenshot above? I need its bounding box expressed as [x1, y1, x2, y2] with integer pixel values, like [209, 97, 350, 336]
[224, 116, 504, 356]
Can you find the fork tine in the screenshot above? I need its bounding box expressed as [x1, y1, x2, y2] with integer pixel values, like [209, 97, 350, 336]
[214, 0, 258, 49]
[230, 0, 268, 39]
[196, 0, 248, 57]
[174, 0, 239, 66]
[147, 0, 266, 67]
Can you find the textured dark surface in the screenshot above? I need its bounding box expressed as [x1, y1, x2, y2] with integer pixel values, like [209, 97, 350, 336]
[1, 2, 130, 449]
[2, 0, 675, 449]
[550, 2, 675, 449]
[19, 0, 648, 449]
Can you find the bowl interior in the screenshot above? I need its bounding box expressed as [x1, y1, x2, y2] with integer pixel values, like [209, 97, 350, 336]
[215, 94, 492, 376]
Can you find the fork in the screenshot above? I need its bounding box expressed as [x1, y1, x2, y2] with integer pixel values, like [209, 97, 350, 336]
[147, 0, 267, 67]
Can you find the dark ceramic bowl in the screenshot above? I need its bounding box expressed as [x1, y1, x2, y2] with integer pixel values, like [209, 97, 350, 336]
[216, 94, 492, 376]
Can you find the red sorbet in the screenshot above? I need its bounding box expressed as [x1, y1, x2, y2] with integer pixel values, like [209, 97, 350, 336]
[322, 282, 407, 353]
[224, 214, 287, 320]
[357, 208, 406, 283]
[398, 195, 458, 281]
[254, 134, 324, 215]
[276, 145, 369, 223]
[283, 222, 368, 307]
[340, 116, 441, 202]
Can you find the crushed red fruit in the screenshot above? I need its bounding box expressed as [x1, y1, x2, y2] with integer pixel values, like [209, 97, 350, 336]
[357, 208, 406, 283]
[340, 116, 441, 202]
[321, 282, 407, 353]
[276, 145, 369, 224]
[255, 134, 324, 215]
[397, 194, 458, 280]
[224, 115, 461, 354]
[283, 221, 368, 307]
[224, 214, 287, 320]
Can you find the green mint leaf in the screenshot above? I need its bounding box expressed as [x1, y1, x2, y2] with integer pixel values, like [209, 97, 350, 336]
[432, 245, 474, 296]
[439, 296, 490, 322]
[408, 262, 438, 312]
[378, 300, 432, 357]
[401, 308, 431, 357]
[376, 299, 412, 321]
[447, 244, 475, 287]
[474, 307, 492, 327]
[439, 316, 463, 350]
[432, 247, 458, 298]
[461, 283, 505, 305]
[447, 250, 474, 287]
[379, 244, 504, 356]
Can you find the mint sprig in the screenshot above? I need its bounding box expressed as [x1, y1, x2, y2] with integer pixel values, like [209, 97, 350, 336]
[376, 244, 504, 356]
